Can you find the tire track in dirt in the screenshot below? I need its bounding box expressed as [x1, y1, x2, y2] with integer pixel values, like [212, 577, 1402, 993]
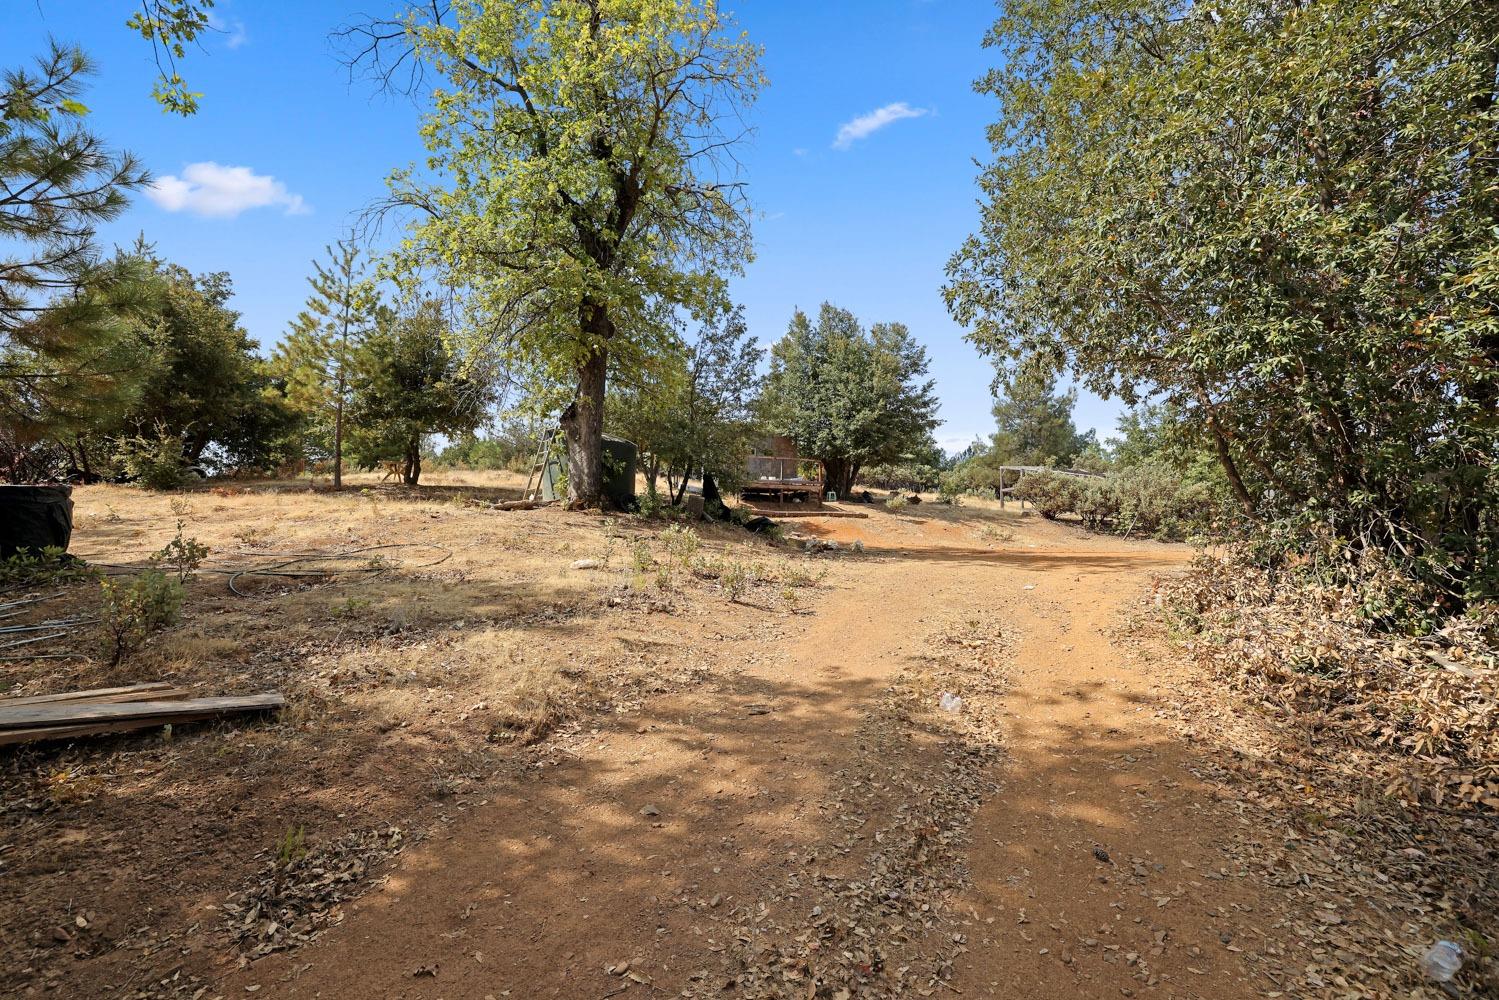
[217, 515, 1276, 999]
[950, 544, 1270, 999]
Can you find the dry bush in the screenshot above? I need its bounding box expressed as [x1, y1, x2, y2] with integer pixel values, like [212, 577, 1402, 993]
[1163, 548, 1497, 812]
[1156, 548, 1499, 994]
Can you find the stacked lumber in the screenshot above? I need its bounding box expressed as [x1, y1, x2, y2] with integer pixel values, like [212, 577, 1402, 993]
[0, 682, 284, 747]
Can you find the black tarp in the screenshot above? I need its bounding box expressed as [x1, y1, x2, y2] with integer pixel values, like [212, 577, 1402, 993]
[0, 485, 74, 558]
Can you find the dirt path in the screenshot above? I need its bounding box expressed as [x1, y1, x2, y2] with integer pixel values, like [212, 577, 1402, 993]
[223, 513, 1276, 999]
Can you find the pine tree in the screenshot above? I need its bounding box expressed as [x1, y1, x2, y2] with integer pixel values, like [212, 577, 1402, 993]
[988, 370, 1093, 470]
[269, 241, 379, 488]
[0, 44, 159, 480]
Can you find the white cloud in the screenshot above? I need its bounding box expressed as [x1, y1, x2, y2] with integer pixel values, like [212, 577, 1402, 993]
[209, 11, 249, 49]
[832, 102, 931, 150]
[147, 162, 309, 219]
[937, 432, 980, 456]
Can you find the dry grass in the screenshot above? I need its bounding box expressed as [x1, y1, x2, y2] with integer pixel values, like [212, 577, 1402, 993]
[0, 473, 840, 998]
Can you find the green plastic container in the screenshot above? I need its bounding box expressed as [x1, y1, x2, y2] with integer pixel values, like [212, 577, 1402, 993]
[602, 435, 638, 510]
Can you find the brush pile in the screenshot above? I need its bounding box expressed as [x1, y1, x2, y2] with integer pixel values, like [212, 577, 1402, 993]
[1163, 551, 1496, 813]
[1156, 548, 1498, 994]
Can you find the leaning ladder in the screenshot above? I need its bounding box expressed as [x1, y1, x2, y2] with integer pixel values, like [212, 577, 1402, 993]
[523, 428, 561, 501]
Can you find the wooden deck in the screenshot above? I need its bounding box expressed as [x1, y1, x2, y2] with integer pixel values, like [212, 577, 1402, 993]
[740, 477, 822, 501]
[741, 500, 868, 519]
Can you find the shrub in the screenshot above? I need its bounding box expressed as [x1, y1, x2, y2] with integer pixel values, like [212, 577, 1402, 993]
[1014, 465, 1222, 540]
[720, 560, 749, 601]
[636, 484, 667, 519]
[661, 523, 700, 566]
[1011, 471, 1077, 519]
[99, 570, 184, 665]
[151, 520, 209, 583]
[114, 427, 188, 491]
[0, 547, 94, 588]
[862, 463, 942, 492]
[936, 474, 965, 505]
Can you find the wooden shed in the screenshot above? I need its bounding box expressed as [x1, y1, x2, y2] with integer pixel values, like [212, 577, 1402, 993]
[741, 436, 824, 502]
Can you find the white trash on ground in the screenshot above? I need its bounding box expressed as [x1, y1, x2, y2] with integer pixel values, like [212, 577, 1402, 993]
[1419, 941, 1463, 983]
[938, 692, 963, 714]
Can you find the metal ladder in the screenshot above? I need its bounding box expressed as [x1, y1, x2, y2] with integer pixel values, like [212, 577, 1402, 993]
[522, 428, 561, 501]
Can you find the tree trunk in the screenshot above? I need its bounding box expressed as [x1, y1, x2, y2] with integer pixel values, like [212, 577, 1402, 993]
[404, 435, 421, 485]
[76, 436, 92, 479]
[674, 464, 692, 506]
[822, 458, 856, 499]
[1193, 383, 1256, 519]
[560, 345, 608, 508]
[332, 381, 345, 490]
[1208, 423, 1256, 519]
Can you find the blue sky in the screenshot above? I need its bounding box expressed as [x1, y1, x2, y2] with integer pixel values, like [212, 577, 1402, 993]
[3, 0, 1125, 453]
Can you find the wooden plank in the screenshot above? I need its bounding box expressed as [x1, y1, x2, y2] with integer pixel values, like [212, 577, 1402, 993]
[0, 682, 176, 708]
[0, 701, 281, 747]
[6, 687, 191, 708]
[0, 694, 284, 731]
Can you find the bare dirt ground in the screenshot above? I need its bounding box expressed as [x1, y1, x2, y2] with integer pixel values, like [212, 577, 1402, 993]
[0, 478, 1445, 998]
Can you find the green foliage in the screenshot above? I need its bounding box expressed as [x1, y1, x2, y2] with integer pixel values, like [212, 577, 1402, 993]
[635, 483, 668, 520]
[151, 519, 209, 583]
[107, 249, 300, 473]
[719, 560, 749, 602]
[988, 369, 1093, 469]
[273, 824, 308, 867]
[113, 425, 188, 490]
[630, 538, 654, 575]
[267, 241, 380, 486]
[1014, 466, 1223, 540]
[946, 0, 1499, 602]
[0, 547, 94, 588]
[346, 299, 493, 485]
[1, 47, 158, 480]
[431, 413, 546, 473]
[862, 462, 942, 493]
[609, 306, 764, 500]
[98, 569, 184, 665]
[124, 1, 214, 114]
[661, 524, 701, 566]
[942, 459, 1004, 498]
[763, 304, 941, 498]
[352, 0, 764, 505]
[935, 475, 965, 505]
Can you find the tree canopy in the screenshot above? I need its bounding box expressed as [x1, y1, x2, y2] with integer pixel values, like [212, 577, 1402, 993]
[268, 242, 380, 488]
[112, 253, 295, 471]
[347, 299, 492, 485]
[763, 303, 940, 498]
[608, 304, 763, 501]
[987, 369, 1093, 469]
[0, 45, 159, 480]
[945, 0, 1499, 600]
[346, 0, 763, 507]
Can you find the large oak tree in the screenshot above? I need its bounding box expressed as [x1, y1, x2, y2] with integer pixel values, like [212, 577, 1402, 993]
[345, 0, 762, 507]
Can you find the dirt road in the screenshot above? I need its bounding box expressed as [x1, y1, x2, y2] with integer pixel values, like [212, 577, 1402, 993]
[225, 509, 1275, 999]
